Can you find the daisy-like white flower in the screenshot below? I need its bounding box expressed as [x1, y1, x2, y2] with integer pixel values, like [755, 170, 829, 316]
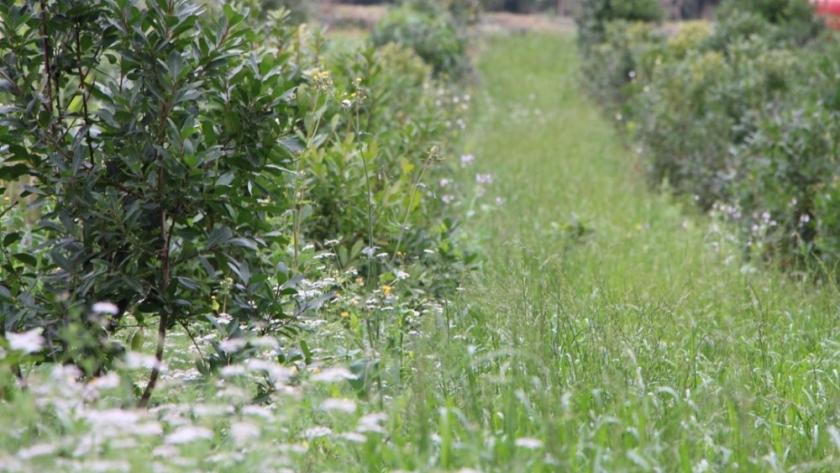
[92, 301, 120, 315]
[320, 398, 357, 413]
[7, 328, 45, 354]
[475, 174, 493, 185]
[164, 426, 213, 444]
[303, 426, 332, 438]
[311, 367, 356, 383]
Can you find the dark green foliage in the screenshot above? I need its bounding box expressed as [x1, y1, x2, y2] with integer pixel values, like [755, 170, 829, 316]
[579, 0, 840, 274]
[711, 0, 824, 47]
[259, 0, 309, 23]
[371, 1, 468, 78]
[0, 0, 472, 400]
[576, 0, 663, 52]
[0, 0, 303, 380]
[479, 0, 555, 13]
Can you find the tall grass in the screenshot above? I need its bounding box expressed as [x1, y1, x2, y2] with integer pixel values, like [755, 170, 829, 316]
[3, 31, 840, 472]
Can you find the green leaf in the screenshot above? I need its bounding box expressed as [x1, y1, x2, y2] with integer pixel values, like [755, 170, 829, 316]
[12, 253, 37, 267]
[300, 340, 312, 364]
[0, 163, 30, 181]
[229, 237, 258, 250]
[3, 233, 21, 247]
[207, 226, 233, 248]
[130, 329, 145, 351]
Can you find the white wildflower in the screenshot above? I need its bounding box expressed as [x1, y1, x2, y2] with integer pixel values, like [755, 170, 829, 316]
[89, 372, 121, 390]
[165, 426, 213, 444]
[242, 405, 276, 420]
[219, 365, 248, 377]
[152, 445, 179, 458]
[230, 422, 261, 442]
[133, 422, 164, 436]
[475, 174, 493, 185]
[84, 409, 139, 429]
[92, 301, 120, 315]
[7, 328, 45, 354]
[86, 460, 131, 473]
[340, 432, 367, 443]
[303, 426, 332, 438]
[311, 367, 356, 383]
[121, 352, 165, 371]
[18, 443, 57, 459]
[320, 398, 357, 413]
[245, 359, 293, 384]
[218, 338, 248, 354]
[356, 412, 388, 434]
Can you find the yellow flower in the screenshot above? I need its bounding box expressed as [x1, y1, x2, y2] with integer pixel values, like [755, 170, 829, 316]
[290, 365, 298, 374]
[340, 311, 349, 318]
[382, 285, 392, 296]
[311, 366, 321, 374]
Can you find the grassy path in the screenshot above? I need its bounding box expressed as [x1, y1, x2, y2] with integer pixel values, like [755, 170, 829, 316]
[406, 33, 840, 471]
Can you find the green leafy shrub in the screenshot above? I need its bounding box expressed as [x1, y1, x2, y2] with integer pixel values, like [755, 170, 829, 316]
[480, 0, 554, 13]
[371, 2, 468, 78]
[578, 0, 840, 275]
[258, 0, 310, 23]
[579, 21, 664, 108]
[576, 0, 664, 51]
[0, 0, 308, 402]
[0, 0, 473, 404]
[711, 0, 824, 47]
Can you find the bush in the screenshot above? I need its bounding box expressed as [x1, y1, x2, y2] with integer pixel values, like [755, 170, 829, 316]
[371, 2, 469, 78]
[0, 1, 307, 403]
[0, 0, 473, 404]
[578, 0, 840, 276]
[259, 0, 311, 23]
[712, 0, 825, 46]
[576, 0, 664, 52]
[480, 0, 555, 13]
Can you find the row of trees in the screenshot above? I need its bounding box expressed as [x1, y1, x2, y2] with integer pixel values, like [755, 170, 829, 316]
[320, 0, 721, 17]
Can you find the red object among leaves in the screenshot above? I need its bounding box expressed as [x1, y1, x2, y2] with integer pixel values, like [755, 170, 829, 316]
[814, 0, 840, 29]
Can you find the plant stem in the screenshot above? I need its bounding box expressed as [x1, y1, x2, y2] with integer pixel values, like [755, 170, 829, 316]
[137, 211, 173, 408]
[391, 152, 434, 266]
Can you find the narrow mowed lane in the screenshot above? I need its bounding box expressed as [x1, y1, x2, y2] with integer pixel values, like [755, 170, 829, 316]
[409, 33, 840, 471]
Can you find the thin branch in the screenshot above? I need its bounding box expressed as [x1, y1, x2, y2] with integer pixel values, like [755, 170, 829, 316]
[179, 320, 206, 362]
[74, 26, 95, 165]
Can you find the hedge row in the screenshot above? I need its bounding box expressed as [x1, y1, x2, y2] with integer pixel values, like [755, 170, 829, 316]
[579, 0, 840, 275]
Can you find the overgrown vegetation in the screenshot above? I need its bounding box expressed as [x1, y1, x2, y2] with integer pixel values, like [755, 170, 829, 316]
[578, 0, 840, 275]
[0, 0, 474, 405]
[5, 30, 840, 472]
[371, 0, 471, 78]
